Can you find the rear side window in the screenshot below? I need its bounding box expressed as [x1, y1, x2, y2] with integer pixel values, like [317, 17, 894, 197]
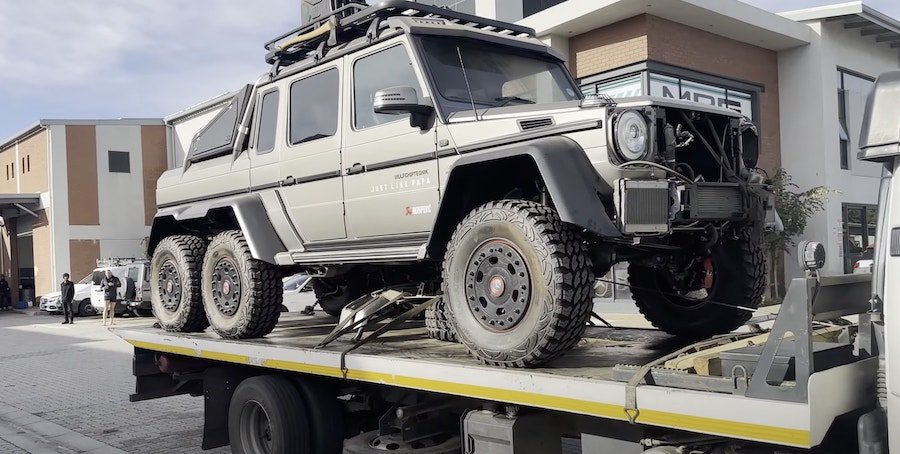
[127, 267, 139, 283]
[353, 45, 420, 130]
[290, 68, 339, 145]
[256, 89, 279, 154]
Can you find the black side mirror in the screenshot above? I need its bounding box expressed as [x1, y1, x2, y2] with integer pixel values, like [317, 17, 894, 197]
[374, 86, 434, 129]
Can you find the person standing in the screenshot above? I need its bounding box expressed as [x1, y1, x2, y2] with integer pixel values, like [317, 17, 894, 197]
[0, 275, 10, 311]
[60, 273, 75, 324]
[100, 270, 121, 326]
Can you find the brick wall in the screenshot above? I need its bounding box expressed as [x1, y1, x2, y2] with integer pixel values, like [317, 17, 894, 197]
[568, 14, 781, 172]
[569, 15, 649, 79]
[17, 129, 49, 194]
[645, 16, 781, 171]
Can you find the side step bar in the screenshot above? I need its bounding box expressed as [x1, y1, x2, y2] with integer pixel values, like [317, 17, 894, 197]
[288, 245, 422, 265]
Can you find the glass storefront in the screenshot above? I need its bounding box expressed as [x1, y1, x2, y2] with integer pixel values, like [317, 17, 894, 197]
[581, 70, 757, 121]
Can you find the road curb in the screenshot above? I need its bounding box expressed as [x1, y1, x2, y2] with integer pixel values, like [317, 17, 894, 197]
[0, 402, 127, 454]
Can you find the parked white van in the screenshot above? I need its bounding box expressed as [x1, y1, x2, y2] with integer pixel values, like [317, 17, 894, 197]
[89, 259, 151, 316]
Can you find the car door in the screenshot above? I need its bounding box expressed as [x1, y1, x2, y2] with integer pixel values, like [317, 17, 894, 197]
[278, 64, 347, 242]
[342, 39, 439, 239]
[248, 85, 283, 204]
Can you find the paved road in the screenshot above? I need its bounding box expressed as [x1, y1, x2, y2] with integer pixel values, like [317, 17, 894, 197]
[0, 309, 227, 454]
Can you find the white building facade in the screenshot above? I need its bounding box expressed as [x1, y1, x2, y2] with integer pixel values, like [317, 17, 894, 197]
[0, 119, 168, 302]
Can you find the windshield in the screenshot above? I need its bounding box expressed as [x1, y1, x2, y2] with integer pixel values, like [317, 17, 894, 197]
[418, 36, 580, 116]
[78, 274, 93, 285]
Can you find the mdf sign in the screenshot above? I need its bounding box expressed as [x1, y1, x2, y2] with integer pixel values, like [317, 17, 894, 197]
[589, 72, 755, 121]
[650, 74, 754, 121]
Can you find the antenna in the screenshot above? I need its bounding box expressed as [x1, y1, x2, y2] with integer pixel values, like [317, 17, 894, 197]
[456, 47, 479, 121]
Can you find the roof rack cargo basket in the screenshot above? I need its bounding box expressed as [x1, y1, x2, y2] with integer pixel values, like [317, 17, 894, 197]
[265, 0, 536, 67]
[302, 0, 366, 25]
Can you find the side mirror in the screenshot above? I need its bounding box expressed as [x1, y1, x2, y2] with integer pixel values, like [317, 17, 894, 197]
[373, 86, 434, 129]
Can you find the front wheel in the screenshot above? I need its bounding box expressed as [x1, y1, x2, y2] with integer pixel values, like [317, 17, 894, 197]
[628, 229, 765, 338]
[443, 200, 595, 368]
[77, 299, 97, 317]
[201, 230, 282, 339]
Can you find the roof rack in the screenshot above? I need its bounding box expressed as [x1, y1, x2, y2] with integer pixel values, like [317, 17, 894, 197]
[264, 0, 536, 69]
[96, 257, 148, 268]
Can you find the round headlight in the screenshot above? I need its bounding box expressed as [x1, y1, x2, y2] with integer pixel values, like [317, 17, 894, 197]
[615, 110, 649, 161]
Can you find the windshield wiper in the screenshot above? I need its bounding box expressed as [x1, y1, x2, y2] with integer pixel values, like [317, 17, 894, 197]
[494, 96, 535, 107]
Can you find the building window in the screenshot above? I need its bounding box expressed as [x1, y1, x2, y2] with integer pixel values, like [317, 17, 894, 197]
[108, 150, 130, 173]
[583, 70, 757, 121]
[522, 0, 567, 17]
[842, 203, 877, 273]
[836, 68, 875, 171]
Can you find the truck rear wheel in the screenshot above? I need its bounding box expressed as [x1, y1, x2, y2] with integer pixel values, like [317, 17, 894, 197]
[201, 230, 282, 339]
[150, 235, 209, 332]
[228, 375, 310, 454]
[628, 229, 765, 338]
[442, 200, 594, 367]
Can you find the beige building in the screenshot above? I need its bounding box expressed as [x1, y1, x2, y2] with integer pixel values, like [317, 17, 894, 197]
[0, 119, 167, 303]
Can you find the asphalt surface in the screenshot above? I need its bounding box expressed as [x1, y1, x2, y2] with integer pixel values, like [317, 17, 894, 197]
[0, 308, 227, 454]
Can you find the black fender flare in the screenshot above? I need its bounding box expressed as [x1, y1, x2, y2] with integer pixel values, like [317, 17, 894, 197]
[148, 194, 287, 264]
[427, 135, 620, 257]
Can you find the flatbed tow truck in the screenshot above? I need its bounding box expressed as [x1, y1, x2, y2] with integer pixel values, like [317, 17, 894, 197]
[111, 66, 900, 454]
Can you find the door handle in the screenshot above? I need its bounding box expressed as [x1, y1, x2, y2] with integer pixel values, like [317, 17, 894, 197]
[346, 163, 366, 175]
[281, 176, 296, 187]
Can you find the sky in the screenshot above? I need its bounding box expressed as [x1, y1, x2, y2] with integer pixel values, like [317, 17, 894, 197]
[0, 0, 898, 141]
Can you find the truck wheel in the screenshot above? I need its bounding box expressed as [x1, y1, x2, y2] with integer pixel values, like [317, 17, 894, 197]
[343, 430, 460, 454]
[151, 235, 209, 332]
[228, 376, 310, 454]
[201, 230, 282, 339]
[312, 277, 362, 317]
[291, 378, 344, 454]
[442, 200, 594, 367]
[78, 299, 96, 317]
[425, 299, 456, 342]
[628, 229, 765, 338]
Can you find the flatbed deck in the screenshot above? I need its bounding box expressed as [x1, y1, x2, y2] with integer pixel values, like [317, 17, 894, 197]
[115, 313, 875, 449]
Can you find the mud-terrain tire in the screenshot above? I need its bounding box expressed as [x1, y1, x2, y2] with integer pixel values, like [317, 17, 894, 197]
[150, 235, 209, 332]
[228, 375, 310, 454]
[628, 229, 765, 338]
[442, 200, 594, 368]
[425, 299, 456, 342]
[201, 230, 282, 339]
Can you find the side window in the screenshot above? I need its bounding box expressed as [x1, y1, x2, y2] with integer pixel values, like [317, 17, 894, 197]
[290, 68, 339, 145]
[127, 267, 139, 283]
[256, 89, 279, 154]
[354, 45, 421, 130]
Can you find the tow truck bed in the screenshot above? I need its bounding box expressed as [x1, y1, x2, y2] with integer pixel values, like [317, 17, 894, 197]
[114, 313, 875, 449]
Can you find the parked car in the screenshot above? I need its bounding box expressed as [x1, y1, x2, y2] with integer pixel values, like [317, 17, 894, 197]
[90, 259, 152, 316]
[853, 244, 875, 274]
[39, 274, 97, 316]
[281, 274, 313, 313]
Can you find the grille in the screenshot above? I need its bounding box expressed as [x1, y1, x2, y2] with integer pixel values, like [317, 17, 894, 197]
[616, 180, 670, 234]
[518, 117, 554, 131]
[690, 185, 744, 220]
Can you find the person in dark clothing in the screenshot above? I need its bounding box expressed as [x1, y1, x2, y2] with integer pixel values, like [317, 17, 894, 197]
[60, 273, 75, 324]
[100, 270, 121, 326]
[0, 275, 10, 311]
